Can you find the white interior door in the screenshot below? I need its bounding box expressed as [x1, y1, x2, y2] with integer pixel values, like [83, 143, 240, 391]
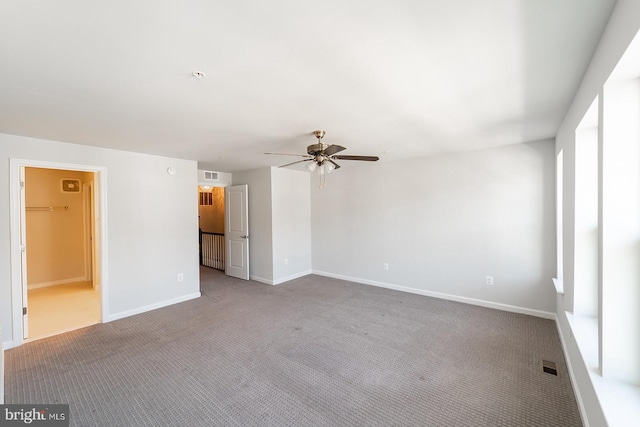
[19, 166, 28, 339]
[225, 185, 249, 280]
[83, 183, 93, 283]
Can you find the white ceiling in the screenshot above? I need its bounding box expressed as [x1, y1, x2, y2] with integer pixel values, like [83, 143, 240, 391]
[0, 1, 615, 172]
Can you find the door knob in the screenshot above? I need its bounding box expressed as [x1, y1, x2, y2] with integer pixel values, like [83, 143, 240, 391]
[240, 235, 249, 239]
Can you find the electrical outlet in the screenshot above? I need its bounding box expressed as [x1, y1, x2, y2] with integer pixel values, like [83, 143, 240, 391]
[177, 273, 184, 282]
[383, 263, 389, 271]
[284, 258, 289, 265]
[485, 276, 494, 286]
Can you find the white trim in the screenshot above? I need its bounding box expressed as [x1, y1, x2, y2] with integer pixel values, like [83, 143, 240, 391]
[250, 271, 311, 285]
[555, 313, 590, 427]
[312, 270, 555, 320]
[106, 292, 201, 322]
[563, 311, 640, 427]
[28, 276, 87, 290]
[9, 161, 24, 344]
[552, 277, 564, 295]
[272, 270, 312, 285]
[9, 158, 109, 348]
[1, 340, 15, 351]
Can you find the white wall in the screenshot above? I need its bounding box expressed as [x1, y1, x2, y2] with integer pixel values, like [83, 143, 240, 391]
[311, 141, 556, 315]
[555, 1, 640, 426]
[197, 169, 232, 187]
[271, 167, 311, 284]
[0, 133, 201, 347]
[232, 167, 311, 285]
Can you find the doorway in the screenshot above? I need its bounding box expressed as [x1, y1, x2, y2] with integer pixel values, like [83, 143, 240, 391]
[198, 186, 225, 271]
[198, 184, 250, 280]
[9, 159, 107, 347]
[24, 167, 100, 340]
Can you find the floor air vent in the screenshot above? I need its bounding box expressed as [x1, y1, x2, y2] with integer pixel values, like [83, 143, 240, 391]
[542, 360, 558, 376]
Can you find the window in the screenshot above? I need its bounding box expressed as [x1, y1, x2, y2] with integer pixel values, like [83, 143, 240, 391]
[600, 75, 640, 384]
[573, 98, 598, 318]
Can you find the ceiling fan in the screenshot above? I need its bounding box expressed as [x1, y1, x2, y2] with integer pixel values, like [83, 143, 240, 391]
[265, 130, 379, 186]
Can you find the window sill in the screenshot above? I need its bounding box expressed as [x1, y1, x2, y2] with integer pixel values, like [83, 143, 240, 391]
[566, 312, 640, 426]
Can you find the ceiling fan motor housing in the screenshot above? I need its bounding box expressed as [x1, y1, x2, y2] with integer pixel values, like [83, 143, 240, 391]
[308, 130, 328, 155]
[307, 143, 328, 155]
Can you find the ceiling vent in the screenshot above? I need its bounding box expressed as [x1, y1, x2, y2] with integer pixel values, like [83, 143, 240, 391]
[203, 171, 219, 181]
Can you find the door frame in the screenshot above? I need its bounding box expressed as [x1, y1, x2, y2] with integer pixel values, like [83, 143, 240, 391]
[83, 182, 94, 284]
[8, 158, 109, 348]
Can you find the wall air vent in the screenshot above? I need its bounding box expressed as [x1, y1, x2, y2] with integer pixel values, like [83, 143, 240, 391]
[204, 171, 219, 181]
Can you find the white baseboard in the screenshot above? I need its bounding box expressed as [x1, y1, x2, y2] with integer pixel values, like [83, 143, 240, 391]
[106, 292, 201, 322]
[554, 312, 589, 427]
[28, 276, 87, 290]
[250, 275, 273, 285]
[312, 270, 555, 320]
[250, 270, 312, 285]
[273, 270, 312, 285]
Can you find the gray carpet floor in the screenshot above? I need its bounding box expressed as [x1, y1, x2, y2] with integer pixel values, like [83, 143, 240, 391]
[5, 267, 582, 426]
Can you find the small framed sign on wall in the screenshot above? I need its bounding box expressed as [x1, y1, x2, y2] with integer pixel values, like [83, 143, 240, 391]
[61, 179, 81, 193]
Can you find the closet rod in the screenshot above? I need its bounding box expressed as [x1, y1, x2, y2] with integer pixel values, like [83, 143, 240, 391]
[26, 206, 69, 212]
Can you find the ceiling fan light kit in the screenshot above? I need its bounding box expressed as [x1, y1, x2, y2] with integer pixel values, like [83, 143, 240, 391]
[265, 130, 379, 188]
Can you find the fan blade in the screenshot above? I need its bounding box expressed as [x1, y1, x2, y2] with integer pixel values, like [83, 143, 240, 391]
[322, 145, 346, 156]
[327, 159, 341, 170]
[279, 159, 313, 168]
[265, 152, 312, 157]
[332, 155, 379, 161]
